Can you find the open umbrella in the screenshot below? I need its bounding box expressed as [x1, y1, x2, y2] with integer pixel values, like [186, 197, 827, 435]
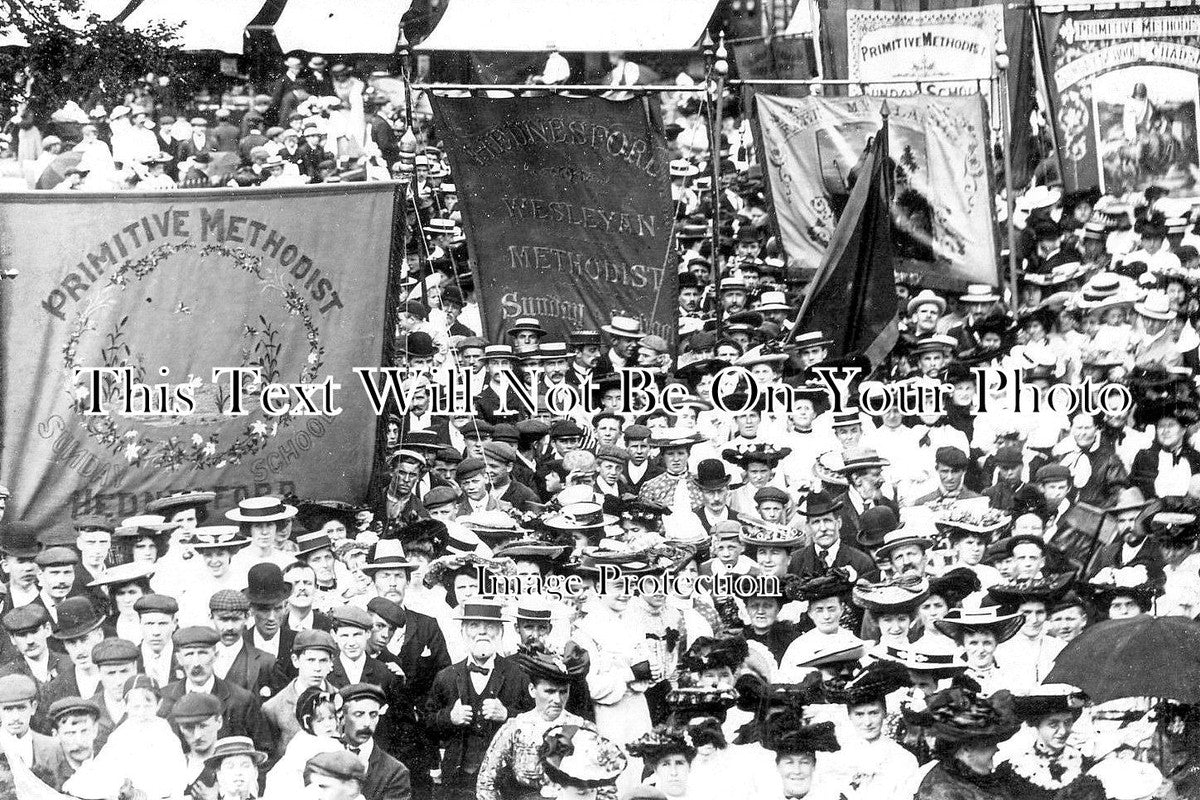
[1045, 615, 1200, 704]
[35, 151, 83, 189]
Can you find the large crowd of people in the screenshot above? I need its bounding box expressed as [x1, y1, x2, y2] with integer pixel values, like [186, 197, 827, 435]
[1, 42, 1200, 800]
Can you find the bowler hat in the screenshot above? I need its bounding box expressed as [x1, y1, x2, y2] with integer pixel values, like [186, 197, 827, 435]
[0, 523, 41, 559]
[51, 597, 104, 640]
[695, 459, 731, 491]
[244, 563, 292, 605]
[799, 491, 843, 517]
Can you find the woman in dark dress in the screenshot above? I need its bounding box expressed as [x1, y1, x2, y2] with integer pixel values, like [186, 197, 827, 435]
[909, 686, 1021, 800]
[994, 691, 1104, 800]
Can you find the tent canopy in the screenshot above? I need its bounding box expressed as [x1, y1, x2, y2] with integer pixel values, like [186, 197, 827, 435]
[272, 0, 413, 55]
[0, 0, 136, 47]
[122, 0, 267, 53]
[417, 0, 721, 51]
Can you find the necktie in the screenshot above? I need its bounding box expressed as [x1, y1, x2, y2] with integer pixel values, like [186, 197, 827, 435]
[817, 548, 830, 567]
[468, 663, 490, 675]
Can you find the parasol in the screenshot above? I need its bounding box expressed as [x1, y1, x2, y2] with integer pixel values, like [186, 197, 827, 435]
[1044, 615, 1200, 704]
[34, 151, 83, 189]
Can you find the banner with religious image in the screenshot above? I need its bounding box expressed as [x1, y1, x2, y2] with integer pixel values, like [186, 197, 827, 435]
[1041, 7, 1200, 195]
[756, 92, 998, 289]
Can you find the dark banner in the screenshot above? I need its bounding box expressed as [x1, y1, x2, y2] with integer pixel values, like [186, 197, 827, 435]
[432, 94, 678, 343]
[730, 33, 815, 100]
[1041, 7, 1200, 195]
[0, 184, 401, 531]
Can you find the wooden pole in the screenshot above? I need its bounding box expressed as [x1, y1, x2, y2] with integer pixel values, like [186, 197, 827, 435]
[996, 44, 1020, 309]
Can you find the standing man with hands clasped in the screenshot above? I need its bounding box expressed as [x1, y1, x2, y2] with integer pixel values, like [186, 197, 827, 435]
[425, 599, 532, 800]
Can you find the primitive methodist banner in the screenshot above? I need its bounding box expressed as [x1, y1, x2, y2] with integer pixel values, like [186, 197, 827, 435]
[434, 95, 678, 342]
[1042, 7, 1200, 196]
[0, 184, 400, 532]
[756, 93, 997, 289]
[845, 6, 1003, 100]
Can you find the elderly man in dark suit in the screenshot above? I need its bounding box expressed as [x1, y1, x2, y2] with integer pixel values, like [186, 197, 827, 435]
[787, 491, 878, 581]
[426, 600, 533, 800]
[158, 626, 276, 759]
[339, 683, 411, 800]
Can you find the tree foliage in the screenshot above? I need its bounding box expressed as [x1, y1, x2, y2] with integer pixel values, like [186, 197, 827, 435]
[0, 0, 185, 121]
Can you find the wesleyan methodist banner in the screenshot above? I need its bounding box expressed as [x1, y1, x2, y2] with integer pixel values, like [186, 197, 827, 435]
[0, 184, 401, 532]
[756, 93, 997, 289]
[845, 6, 1003, 101]
[1041, 7, 1200, 196]
[432, 94, 678, 343]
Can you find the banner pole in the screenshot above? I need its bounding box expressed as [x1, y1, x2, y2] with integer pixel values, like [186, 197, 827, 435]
[996, 46, 1020, 307]
[1028, 1, 1065, 185]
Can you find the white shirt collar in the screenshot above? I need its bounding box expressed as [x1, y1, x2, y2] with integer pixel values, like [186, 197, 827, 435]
[186, 676, 216, 695]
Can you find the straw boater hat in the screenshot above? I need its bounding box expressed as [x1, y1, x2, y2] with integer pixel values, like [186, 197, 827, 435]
[959, 284, 1001, 304]
[361, 540, 418, 572]
[837, 446, 890, 474]
[1134, 290, 1176, 321]
[225, 496, 298, 524]
[792, 330, 833, 350]
[907, 289, 947, 316]
[873, 526, 934, 560]
[872, 636, 969, 674]
[601, 315, 644, 339]
[146, 490, 215, 519]
[453, 599, 508, 623]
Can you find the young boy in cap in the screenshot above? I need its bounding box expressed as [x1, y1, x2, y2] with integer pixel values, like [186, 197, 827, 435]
[303, 750, 367, 800]
[262, 629, 337, 758]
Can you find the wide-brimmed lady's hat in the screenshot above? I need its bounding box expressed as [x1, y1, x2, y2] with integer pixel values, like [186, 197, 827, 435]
[459, 511, 529, 542]
[762, 710, 841, 756]
[186, 525, 248, 551]
[626, 725, 697, 766]
[1012, 687, 1086, 723]
[514, 642, 590, 683]
[540, 503, 618, 534]
[787, 629, 868, 669]
[721, 445, 791, 469]
[540, 725, 627, 788]
[225, 496, 298, 524]
[907, 687, 1021, 746]
[1082, 565, 1161, 612]
[145, 491, 216, 519]
[739, 515, 804, 550]
[823, 659, 911, 707]
[933, 607, 1025, 643]
[87, 561, 155, 590]
[986, 573, 1074, 607]
[851, 577, 930, 615]
[926, 567, 982, 607]
[648, 428, 706, 449]
[794, 567, 857, 603]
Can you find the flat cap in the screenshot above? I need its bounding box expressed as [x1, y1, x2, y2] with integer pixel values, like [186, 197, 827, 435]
[934, 446, 969, 469]
[549, 420, 584, 439]
[455, 458, 487, 481]
[491, 424, 519, 444]
[329, 605, 373, 631]
[133, 594, 179, 616]
[754, 486, 790, 505]
[209, 589, 250, 614]
[35, 546, 79, 568]
[173, 626, 220, 649]
[0, 674, 37, 703]
[305, 750, 367, 782]
[458, 420, 493, 439]
[92, 638, 139, 666]
[48, 696, 100, 723]
[73, 515, 114, 533]
[623, 424, 652, 442]
[170, 692, 223, 722]
[422, 486, 459, 510]
[293, 629, 337, 655]
[516, 420, 550, 438]
[339, 683, 386, 705]
[2, 603, 49, 633]
[481, 441, 517, 463]
[366, 596, 406, 628]
[595, 444, 629, 463]
[711, 520, 743, 540]
[1035, 463, 1072, 483]
[993, 445, 1025, 467]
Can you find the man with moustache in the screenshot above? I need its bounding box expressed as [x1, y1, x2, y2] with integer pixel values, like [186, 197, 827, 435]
[565, 330, 604, 388]
[32, 547, 80, 626]
[158, 626, 276, 758]
[426, 599, 532, 800]
[42, 598, 106, 710]
[208, 590, 275, 698]
[338, 683, 411, 800]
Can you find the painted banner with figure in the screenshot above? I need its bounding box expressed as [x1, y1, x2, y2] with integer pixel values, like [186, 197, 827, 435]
[1041, 7, 1200, 196]
[756, 93, 997, 289]
[846, 6, 1003, 100]
[432, 94, 678, 343]
[0, 183, 401, 532]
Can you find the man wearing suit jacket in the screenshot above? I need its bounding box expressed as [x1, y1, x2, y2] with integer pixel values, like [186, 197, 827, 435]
[0, 522, 44, 616]
[1087, 487, 1167, 588]
[0, 673, 69, 789]
[158, 626, 276, 759]
[426, 600, 533, 799]
[0, 603, 69, 693]
[326, 605, 396, 691]
[787, 491, 879, 581]
[39, 597, 107, 727]
[135, 593, 183, 688]
[622, 425, 664, 493]
[339, 683, 411, 800]
[914, 446, 983, 506]
[837, 447, 901, 534]
[208, 589, 277, 699]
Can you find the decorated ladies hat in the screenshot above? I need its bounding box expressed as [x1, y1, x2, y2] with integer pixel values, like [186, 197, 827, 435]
[539, 725, 627, 788]
[626, 725, 697, 766]
[851, 577, 930, 615]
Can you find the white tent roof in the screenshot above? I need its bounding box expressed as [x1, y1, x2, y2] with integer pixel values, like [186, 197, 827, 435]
[0, 0, 134, 47]
[417, 0, 720, 51]
[273, 0, 414, 54]
[122, 0, 267, 53]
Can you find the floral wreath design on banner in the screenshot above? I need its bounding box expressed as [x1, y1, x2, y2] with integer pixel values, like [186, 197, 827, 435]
[62, 242, 326, 470]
